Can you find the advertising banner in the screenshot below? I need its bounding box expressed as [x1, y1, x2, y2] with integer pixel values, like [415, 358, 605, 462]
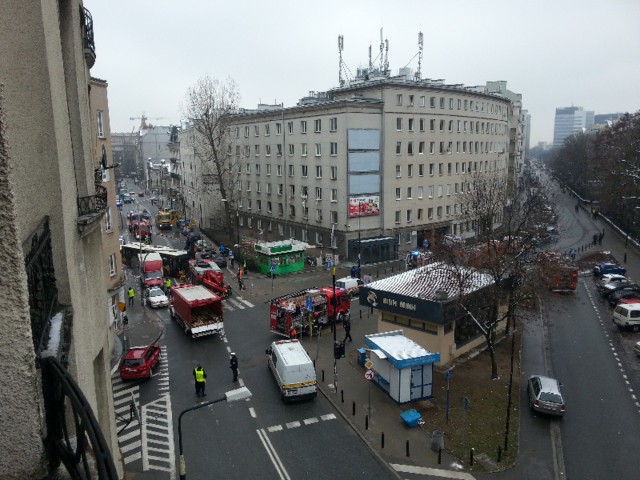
[349, 196, 380, 217]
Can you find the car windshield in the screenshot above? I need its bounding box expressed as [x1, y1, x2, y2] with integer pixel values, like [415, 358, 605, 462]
[145, 272, 163, 280]
[123, 359, 144, 367]
[539, 392, 563, 404]
[148, 290, 164, 298]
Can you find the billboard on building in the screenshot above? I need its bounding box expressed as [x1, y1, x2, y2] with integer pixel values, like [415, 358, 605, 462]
[349, 196, 380, 217]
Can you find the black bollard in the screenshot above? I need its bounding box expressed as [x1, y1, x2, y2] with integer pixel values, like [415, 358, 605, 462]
[365, 415, 369, 430]
[470, 448, 474, 466]
[391, 266, 394, 273]
[377, 270, 379, 278]
[352, 401, 356, 416]
[359, 310, 362, 319]
[322, 370, 325, 382]
[438, 447, 442, 464]
[381, 432, 385, 449]
[406, 440, 410, 457]
[497, 445, 502, 463]
[341, 390, 344, 403]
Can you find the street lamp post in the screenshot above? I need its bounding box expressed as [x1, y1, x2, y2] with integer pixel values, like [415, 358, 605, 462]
[178, 386, 251, 480]
[357, 201, 363, 275]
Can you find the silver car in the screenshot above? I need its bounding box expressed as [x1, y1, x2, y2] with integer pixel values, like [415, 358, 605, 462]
[527, 375, 565, 417]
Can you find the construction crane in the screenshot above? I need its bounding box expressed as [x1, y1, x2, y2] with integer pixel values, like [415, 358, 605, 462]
[129, 114, 165, 130]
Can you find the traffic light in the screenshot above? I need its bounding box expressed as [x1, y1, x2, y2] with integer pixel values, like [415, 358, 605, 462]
[334, 341, 345, 359]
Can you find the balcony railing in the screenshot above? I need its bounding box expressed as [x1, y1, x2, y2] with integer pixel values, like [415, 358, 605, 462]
[81, 7, 96, 68]
[78, 184, 108, 217]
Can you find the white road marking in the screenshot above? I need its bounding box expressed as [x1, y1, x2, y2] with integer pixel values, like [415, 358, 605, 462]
[268, 425, 283, 433]
[303, 417, 319, 425]
[391, 463, 476, 479]
[256, 429, 291, 480]
[320, 413, 336, 421]
[249, 407, 256, 418]
[285, 421, 301, 429]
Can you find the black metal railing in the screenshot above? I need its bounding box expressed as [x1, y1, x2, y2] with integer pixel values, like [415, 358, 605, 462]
[81, 7, 96, 68]
[78, 184, 108, 217]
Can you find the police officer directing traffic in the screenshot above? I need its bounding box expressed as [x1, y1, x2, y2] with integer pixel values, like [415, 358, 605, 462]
[193, 364, 207, 397]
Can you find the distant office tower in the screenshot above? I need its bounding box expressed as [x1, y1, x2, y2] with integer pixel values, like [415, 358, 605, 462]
[553, 106, 594, 148]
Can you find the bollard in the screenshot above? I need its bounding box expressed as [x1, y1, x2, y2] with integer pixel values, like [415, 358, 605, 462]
[341, 390, 344, 403]
[391, 266, 394, 273]
[438, 447, 442, 465]
[406, 440, 410, 457]
[377, 270, 379, 278]
[470, 448, 474, 466]
[352, 401, 356, 416]
[497, 445, 502, 463]
[381, 432, 385, 449]
[365, 415, 369, 430]
[322, 370, 325, 382]
[359, 310, 362, 319]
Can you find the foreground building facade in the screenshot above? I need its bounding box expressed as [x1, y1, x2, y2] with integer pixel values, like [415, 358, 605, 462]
[0, 2, 121, 478]
[183, 75, 521, 263]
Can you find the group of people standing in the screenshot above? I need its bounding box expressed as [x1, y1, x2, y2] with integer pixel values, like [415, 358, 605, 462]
[192, 353, 239, 397]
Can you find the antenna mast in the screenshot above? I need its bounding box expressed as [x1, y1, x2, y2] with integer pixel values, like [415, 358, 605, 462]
[368, 45, 372, 72]
[379, 28, 384, 73]
[415, 31, 424, 80]
[384, 38, 389, 76]
[338, 35, 345, 86]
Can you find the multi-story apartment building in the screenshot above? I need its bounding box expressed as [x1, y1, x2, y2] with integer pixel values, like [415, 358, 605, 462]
[553, 106, 594, 148]
[0, 2, 121, 478]
[111, 131, 140, 178]
[90, 77, 125, 328]
[185, 75, 518, 264]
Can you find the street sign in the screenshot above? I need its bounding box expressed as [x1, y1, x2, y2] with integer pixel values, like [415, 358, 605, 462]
[270, 263, 276, 273]
[364, 359, 374, 370]
[364, 370, 375, 381]
[445, 368, 453, 382]
[306, 294, 313, 311]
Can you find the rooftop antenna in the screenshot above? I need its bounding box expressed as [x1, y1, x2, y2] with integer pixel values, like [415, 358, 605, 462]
[379, 28, 384, 73]
[384, 38, 389, 76]
[415, 31, 424, 80]
[338, 35, 345, 87]
[368, 44, 372, 72]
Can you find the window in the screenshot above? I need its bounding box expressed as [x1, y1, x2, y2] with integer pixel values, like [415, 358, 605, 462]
[396, 142, 402, 155]
[420, 95, 426, 107]
[396, 165, 401, 178]
[429, 163, 434, 176]
[315, 143, 322, 156]
[256, 182, 262, 193]
[331, 189, 338, 201]
[278, 203, 284, 216]
[276, 122, 282, 135]
[407, 164, 413, 177]
[105, 207, 112, 232]
[301, 165, 308, 177]
[448, 120, 453, 132]
[330, 210, 338, 223]
[108, 253, 116, 277]
[428, 207, 433, 219]
[278, 183, 283, 195]
[408, 95, 414, 106]
[437, 206, 443, 217]
[316, 187, 322, 200]
[244, 145, 250, 157]
[244, 126, 250, 138]
[438, 185, 443, 197]
[395, 210, 401, 224]
[446, 184, 452, 195]
[266, 164, 271, 176]
[265, 145, 271, 157]
[439, 97, 445, 109]
[330, 142, 337, 155]
[254, 125, 260, 137]
[330, 166, 337, 179]
[288, 144, 294, 155]
[446, 205, 451, 216]
[406, 209, 413, 223]
[277, 165, 283, 176]
[257, 200, 262, 211]
[428, 185, 434, 198]
[316, 209, 323, 223]
[407, 187, 413, 199]
[330, 117, 337, 131]
[439, 142, 445, 154]
[301, 143, 308, 156]
[396, 94, 403, 106]
[430, 119, 435, 131]
[97, 111, 105, 138]
[255, 145, 260, 156]
[396, 118, 403, 131]
[430, 142, 435, 154]
[418, 164, 424, 176]
[288, 164, 295, 176]
[265, 124, 271, 136]
[287, 121, 293, 134]
[314, 119, 322, 133]
[407, 142, 414, 155]
[430, 96, 436, 108]
[408, 118, 414, 131]
[447, 163, 452, 175]
[439, 120, 445, 131]
[395, 188, 401, 200]
[234, 127, 240, 139]
[419, 118, 425, 132]
[438, 163, 444, 175]
[247, 199, 252, 210]
[449, 98, 454, 110]
[254, 164, 261, 176]
[418, 208, 423, 220]
[316, 231, 323, 244]
[316, 165, 322, 178]
[418, 186, 424, 198]
[276, 144, 282, 156]
[289, 184, 295, 197]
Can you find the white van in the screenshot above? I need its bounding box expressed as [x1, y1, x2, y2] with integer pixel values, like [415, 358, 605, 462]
[613, 303, 640, 331]
[336, 277, 363, 298]
[266, 340, 317, 402]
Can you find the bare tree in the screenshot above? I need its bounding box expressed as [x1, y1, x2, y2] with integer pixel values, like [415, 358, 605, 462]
[182, 75, 241, 240]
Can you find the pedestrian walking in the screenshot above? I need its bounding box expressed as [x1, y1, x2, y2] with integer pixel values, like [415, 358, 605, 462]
[575, 204, 579, 214]
[598, 232, 604, 245]
[343, 318, 353, 342]
[593, 233, 598, 246]
[229, 353, 239, 383]
[128, 287, 135, 306]
[193, 364, 207, 397]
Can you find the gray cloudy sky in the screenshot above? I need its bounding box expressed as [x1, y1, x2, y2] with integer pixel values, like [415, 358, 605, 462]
[85, 0, 640, 145]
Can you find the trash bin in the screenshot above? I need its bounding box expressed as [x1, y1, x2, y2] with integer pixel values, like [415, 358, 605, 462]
[400, 409, 421, 428]
[357, 348, 366, 367]
[431, 430, 444, 452]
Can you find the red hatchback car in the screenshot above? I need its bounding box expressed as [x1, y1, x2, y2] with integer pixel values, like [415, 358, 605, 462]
[119, 344, 161, 380]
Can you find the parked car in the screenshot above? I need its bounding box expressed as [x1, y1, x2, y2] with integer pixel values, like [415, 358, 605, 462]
[608, 288, 640, 307]
[119, 344, 161, 380]
[138, 191, 145, 197]
[596, 273, 628, 289]
[613, 304, 640, 331]
[145, 287, 169, 308]
[213, 256, 228, 269]
[527, 375, 566, 417]
[593, 262, 626, 277]
[634, 341, 640, 357]
[600, 278, 634, 297]
[122, 193, 133, 204]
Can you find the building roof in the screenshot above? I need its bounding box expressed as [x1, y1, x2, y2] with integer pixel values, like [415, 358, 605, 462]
[365, 330, 440, 368]
[365, 261, 494, 302]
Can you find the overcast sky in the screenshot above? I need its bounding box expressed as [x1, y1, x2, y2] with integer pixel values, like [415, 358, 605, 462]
[85, 0, 640, 145]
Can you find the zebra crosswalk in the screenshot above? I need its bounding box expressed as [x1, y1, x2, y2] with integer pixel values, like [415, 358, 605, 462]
[112, 346, 175, 478]
[223, 295, 255, 311]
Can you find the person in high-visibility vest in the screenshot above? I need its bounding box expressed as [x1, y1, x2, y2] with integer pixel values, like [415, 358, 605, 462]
[164, 278, 172, 294]
[128, 287, 135, 306]
[193, 364, 207, 397]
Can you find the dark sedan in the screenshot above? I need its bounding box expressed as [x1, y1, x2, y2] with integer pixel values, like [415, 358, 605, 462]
[213, 256, 227, 268]
[608, 287, 640, 307]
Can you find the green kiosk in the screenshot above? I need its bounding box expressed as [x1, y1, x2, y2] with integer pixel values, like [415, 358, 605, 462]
[254, 240, 307, 276]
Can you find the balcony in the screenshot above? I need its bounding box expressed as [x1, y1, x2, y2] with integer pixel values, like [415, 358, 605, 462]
[81, 7, 96, 68]
[77, 169, 108, 233]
